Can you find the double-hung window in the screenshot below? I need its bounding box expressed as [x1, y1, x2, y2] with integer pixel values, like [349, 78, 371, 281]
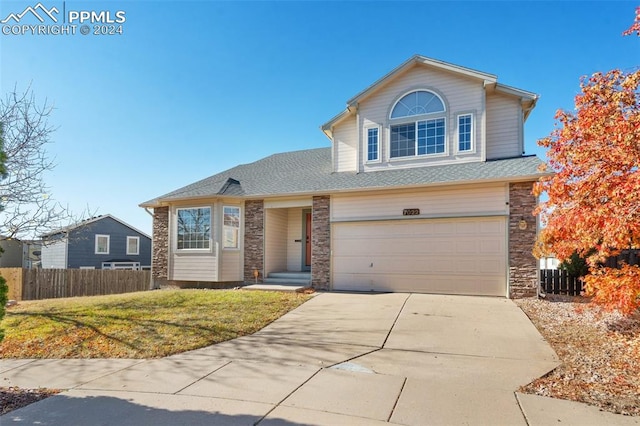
[366, 127, 379, 162]
[95, 235, 110, 254]
[126, 236, 140, 255]
[457, 114, 473, 152]
[176, 207, 211, 250]
[389, 90, 446, 159]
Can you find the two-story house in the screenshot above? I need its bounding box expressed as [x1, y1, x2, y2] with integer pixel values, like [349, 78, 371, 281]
[141, 55, 546, 298]
[41, 214, 151, 270]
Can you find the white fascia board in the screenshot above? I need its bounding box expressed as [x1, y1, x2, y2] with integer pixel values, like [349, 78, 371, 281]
[494, 83, 538, 100]
[346, 55, 497, 107]
[320, 108, 354, 138]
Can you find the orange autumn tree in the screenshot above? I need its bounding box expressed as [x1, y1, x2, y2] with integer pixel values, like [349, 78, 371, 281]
[534, 9, 640, 314]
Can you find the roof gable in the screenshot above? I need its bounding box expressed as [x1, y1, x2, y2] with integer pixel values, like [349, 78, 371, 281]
[41, 214, 151, 239]
[321, 54, 538, 136]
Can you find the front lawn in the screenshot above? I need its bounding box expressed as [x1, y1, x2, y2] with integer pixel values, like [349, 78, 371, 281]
[0, 289, 311, 359]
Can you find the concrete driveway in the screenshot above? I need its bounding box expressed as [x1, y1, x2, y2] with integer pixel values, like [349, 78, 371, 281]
[2, 293, 636, 425]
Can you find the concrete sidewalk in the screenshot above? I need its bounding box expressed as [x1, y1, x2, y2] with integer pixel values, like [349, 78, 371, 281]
[2, 293, 638, 425]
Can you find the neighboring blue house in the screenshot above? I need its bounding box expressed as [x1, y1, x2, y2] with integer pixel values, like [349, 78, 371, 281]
[40, 215, 151, 270]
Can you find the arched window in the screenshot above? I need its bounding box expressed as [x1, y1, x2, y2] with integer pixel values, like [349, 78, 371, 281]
[390, 90, 445, 119]
[389, 90, 446, 158]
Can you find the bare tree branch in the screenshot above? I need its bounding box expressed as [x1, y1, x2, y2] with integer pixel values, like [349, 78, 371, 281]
[0, 85, 86, 238]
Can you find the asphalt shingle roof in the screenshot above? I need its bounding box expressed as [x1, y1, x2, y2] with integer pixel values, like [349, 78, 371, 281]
[140, 147, 546, 207]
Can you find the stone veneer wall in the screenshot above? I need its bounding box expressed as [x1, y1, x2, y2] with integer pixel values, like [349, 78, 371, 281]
[509, 182, 538, 298]
[152, 206, 169, 288]
[244, 200, 264, 283]
[312, 195, 331, 290]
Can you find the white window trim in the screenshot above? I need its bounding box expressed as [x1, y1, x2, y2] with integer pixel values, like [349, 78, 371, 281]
[102, 261, 141, 270]
[95, 234, 110, 255]
[175, 206, 213, 252]
[126, 236, 140, 255]
[456, 113, 475, 154]
[222, 205, 241, 250]
[388, 89, 446, 120]
[388, 116, 449, 161]
[364, 125, 382, 163]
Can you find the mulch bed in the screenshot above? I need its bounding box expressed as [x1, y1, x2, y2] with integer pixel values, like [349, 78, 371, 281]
[1, 387, 60, 415]
[515, 295, 640, 416]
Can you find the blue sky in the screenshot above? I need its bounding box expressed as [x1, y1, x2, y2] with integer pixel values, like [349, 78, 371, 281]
[1, 1, 638, 236]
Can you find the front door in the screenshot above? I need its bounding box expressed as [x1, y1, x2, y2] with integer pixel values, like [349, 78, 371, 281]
[303, 211, 312, 270]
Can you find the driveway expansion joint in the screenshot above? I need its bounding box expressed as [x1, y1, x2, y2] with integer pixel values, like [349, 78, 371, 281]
[72, 359, 147, 390]
[172, 360, 232, 395]
[388, 377, 407, 422]
[325, 347, 382, 369]
[254, 367, 323, 425]
[514, 392, 532, 426]
[382, 293, 412, 349]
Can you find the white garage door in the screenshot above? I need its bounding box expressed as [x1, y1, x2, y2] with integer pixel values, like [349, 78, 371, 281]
[332, 217, 507, 296]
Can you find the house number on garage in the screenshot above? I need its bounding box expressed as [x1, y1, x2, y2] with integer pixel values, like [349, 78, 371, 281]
[402, 208, 420, 216]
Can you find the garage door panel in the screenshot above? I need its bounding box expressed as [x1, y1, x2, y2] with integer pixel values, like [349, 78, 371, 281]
[333, 239, 458, 256]
[333, 255, 454, 275]
[332, 217, 507, 297]
[333, 273, 503, 295]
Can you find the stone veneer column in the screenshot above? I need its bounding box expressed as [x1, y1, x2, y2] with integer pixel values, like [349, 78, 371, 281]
[312, 195, 331, 290]
[244, 200, 264, 283]
[152, 206, 169, 288]
[509, 182, 538, 298]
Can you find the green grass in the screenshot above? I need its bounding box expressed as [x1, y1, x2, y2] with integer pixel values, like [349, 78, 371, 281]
[0, 289, 311, 359]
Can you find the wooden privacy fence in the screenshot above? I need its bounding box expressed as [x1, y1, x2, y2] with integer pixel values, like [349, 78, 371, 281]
[0, 268, 151, 301]
[540, 269, 584, 296]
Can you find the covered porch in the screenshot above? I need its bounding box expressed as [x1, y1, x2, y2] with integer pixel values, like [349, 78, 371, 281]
[264, 201, 312, 286]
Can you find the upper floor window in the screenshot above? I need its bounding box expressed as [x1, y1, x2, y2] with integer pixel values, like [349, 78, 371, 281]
[126, 236, 140, 255]
[177, 207, 211, 250]
[390, 90, 445, 119]
[366, 127, 379, 162]
[390, 90, 447, 159]
[457, 114, 473, 152]
[95, 234, 110, 254]
[390, 119, 445, 158]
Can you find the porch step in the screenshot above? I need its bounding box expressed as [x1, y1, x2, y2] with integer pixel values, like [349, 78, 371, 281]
[242, 283, 307, 293]
[267, 272, 311, 281]
[263, 271, 311, 286]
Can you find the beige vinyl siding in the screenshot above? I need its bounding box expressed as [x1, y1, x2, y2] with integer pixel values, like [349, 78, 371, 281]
[331, 184, 507, 222]
[287, 209, 303, 271]
[357, 65, 485, 169]
[264, 198, 312, 209]
[220, 250, 241, 281]
[333, 117, 358, 172]
[172, 252, 218, 281]
[486, 93, 522, 159]
[41, 239, 67, 269]
[265, 209, 288, 276]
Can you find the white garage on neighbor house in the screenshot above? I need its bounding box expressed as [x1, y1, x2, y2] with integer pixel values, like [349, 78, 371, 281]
[141, 55, 546, 298]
